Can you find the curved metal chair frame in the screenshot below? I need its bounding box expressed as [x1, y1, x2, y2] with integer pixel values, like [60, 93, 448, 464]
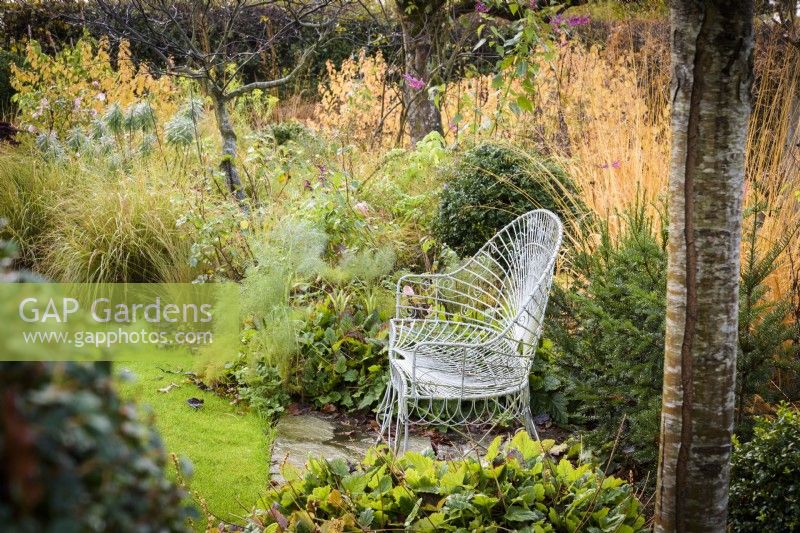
[377, 209, 563, 452]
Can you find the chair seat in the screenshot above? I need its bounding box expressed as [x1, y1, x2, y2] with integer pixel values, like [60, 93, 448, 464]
[391, 338, 529, 400]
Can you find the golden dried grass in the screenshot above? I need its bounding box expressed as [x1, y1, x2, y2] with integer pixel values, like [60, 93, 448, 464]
[311, 24, 799, 307]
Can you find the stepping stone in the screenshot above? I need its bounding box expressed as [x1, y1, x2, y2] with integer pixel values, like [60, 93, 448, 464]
[270, 413, 430, 482]
[269, 412, 517, 483]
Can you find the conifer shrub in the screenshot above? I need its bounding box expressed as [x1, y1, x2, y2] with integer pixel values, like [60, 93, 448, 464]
[548, 202, 799, 476]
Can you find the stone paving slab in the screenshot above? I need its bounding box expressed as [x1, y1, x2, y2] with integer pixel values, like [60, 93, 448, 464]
[270, 413, 429, 482]
[268, 411, 560, 483]
[265, 412, 520, 482]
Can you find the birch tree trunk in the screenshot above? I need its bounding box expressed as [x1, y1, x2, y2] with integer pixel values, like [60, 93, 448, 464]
[655, 2, 754, 531]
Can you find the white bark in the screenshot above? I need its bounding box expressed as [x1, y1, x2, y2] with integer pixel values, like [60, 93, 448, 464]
[656, 1, 754, 531]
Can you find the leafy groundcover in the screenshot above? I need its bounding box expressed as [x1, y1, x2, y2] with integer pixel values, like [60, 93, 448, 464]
[251, 432, 647, 532]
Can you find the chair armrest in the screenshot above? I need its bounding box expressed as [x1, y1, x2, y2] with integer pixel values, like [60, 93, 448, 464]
[395, 274, 442, 318]
[390, 318, 507, 354]
[395, 272, 501, 321]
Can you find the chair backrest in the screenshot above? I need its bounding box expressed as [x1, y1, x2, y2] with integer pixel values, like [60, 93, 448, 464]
[467, 209, 563, 354]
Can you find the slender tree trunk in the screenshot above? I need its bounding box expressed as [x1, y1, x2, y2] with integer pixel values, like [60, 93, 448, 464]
[655, 2, 754, 531]
[210, 91, 246, 203]
[396, 0, 445, 144]
[781, 81, 800, 181]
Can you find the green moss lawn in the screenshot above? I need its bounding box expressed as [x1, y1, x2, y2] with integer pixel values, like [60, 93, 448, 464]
[115, 358, 273, 527]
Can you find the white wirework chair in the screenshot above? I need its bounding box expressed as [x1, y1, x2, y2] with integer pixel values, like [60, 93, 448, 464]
[377, 209, 563, 452]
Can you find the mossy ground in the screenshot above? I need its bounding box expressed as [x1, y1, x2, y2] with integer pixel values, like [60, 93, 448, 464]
[115, 357, 273, 527]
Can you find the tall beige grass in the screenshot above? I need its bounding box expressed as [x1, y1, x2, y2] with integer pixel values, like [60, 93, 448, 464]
[504, 23, 799, 312]
[540, 27, 671, 229]
[42, 170, 194, 283]
[0, 146, 196, 283]
[743, 30, 800, 312]
[274, 23, 800, 310]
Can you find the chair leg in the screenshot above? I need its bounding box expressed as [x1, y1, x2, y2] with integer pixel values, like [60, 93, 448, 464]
[520, 386, 540, 441]
[382, 376, 408, 455]
[523, 404, 540, 441]
[397, 390, 409, 454]
[376, 379, 395, 446]
[402, 407, 410, 453]
[378, 368, 411, 453]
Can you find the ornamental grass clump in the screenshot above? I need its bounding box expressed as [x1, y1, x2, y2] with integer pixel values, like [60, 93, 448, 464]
[42, 172, 193, 283]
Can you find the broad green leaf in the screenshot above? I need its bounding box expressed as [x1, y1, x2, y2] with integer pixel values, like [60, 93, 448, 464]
[411, 511, 446, 532]
[484, 435, 503, 462]
[439, 464, 466, 492]
[357, 508, 375, 528]
[516, 95, 534, 113]
[341, 473, 368, 495]
[511, 431, 542, 460]
[404, 497, 423, 527]
[505, 506, 544, 522]
[473, 494, 499, 508]
[601, 476, 626, 489]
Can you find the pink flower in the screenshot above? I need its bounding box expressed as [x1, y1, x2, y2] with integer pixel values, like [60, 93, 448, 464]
[475, 1, 490, 13]
[402, 285, 415, 297]
[95, 92, 106, 102]
[529, 0, 537, 8]
[354, 201, 370, 216]
[567, 15, 590, 26]
[599, 160, 622, 169]
[552, 14, 591, 28]
[403, 73, 425, 91]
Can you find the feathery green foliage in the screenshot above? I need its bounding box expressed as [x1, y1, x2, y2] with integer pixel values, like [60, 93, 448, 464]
[234, 218, 395, 413]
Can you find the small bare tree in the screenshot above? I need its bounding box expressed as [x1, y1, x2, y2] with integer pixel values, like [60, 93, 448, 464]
[88, 0, 347, 203]
[392, 0, 582, 144]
